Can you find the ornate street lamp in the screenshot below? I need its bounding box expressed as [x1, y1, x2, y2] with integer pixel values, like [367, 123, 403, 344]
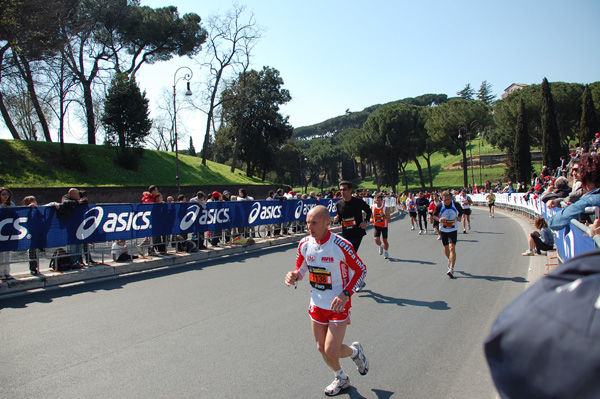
[173, 66, 193, 195]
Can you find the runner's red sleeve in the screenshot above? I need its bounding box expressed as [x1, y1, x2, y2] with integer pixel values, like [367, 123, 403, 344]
[334, 236, 366, 294]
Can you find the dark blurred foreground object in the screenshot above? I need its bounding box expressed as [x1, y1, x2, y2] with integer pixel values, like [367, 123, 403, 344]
[484, 250, 600, 399]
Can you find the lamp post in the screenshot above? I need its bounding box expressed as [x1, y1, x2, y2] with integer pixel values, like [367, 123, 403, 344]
[173, 66, 193, 195]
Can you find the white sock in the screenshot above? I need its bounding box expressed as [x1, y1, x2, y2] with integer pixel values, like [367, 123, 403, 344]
[335, 369, 347, 379]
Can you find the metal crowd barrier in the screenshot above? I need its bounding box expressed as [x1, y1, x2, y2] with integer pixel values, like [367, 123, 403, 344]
[468, 192, 599, 260]
[0, 196, 397, 278]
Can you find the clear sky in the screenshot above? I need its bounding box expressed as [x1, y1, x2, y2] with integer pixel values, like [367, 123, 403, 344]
[2, 0, 599, 146]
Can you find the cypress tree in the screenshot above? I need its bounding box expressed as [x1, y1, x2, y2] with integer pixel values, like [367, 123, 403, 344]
[189, 136, 197, 156]
[514, 99, 532, 185]
[580, 84, 599, 148]
[541, 78, 562, 169]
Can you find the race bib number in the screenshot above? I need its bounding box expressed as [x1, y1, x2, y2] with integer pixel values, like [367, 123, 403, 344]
[342, 217, 356, 228]
[443, 219, 455, 228]
[418, 206, 425, 211]
[309, 267, 332, 290]
[374, 214, 384, 222]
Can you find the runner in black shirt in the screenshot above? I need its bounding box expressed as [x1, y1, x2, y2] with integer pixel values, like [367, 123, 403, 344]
[334, 181, 372, 253]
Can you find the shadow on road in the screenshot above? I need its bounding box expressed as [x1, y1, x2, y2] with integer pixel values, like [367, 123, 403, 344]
[387, 258, 436, 265]
[358, 289, 450, 310]
[337, 386, 395, 398]
[455, 270, 528, 283]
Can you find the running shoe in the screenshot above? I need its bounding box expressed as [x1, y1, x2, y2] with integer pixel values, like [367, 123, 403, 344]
[350, 342, 369, 375]
[418, 230, 424, 235]
[378, 246, 383, 256]
[324, 375, 350, 396]
[437, 235, 441, 240]
[468, 224, 471, 230]
[522, 250, 534, 256]
[489, 214, 492, 218]
[384, 250, 389, 259]
[423, 229, 427, 235]
[411, 226, 415, 231]
[447, 267, 454, 278]
[463, 229, 467, 234]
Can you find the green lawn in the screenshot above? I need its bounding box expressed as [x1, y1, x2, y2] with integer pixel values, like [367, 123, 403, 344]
[0, 140, 273, 188]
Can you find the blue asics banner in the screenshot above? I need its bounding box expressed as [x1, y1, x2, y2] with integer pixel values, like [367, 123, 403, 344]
[0, 199, 340, 252]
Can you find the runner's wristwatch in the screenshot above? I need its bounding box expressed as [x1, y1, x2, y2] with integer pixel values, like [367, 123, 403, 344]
[342, 290, 351, 297]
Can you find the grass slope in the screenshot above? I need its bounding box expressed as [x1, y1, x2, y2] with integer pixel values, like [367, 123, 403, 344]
[0, 140, 272, 188]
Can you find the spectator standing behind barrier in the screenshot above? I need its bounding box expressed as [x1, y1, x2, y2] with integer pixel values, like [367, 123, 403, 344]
[189, 191, 207, 249]
[0, 187, 16, 280]
[55, 188, 86, 268]
[549, 154, 600, 231]
[207, 191, 223, 246]
[78, 190, 97, 265]
[522, 217, 555, 256]
[21, 196, 42, 275]
[139, 185, 160, 256]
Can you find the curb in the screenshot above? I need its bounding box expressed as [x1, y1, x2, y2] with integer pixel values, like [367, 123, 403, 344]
[0, 233, 305, 297]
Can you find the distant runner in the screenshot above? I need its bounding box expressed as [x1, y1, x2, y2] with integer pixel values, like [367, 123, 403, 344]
[459, 190, 473, 233]
[285, 205, 369, 396]
[370, 193, 391, 259]
[486, 190, 496, 218]
[433, 191, 463, 278]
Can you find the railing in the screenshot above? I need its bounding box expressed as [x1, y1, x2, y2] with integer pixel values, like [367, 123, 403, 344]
[468, 193, 598, 261]
[0, 196, 397, 278]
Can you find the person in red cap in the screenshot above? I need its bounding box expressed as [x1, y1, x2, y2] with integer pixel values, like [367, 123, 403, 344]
[593, 132, 600, 151]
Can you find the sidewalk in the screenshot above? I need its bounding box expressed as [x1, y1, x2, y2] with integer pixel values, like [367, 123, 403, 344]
[0, 230, 314, 297]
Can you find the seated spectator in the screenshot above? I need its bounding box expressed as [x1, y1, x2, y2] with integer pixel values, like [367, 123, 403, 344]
[177, 194, 186, 202]
[549, 154, 600, 231]
[166, 196, 175, 203]
[111, 240, 138, 262]
[265, 190, 275, 200]
[522, 217, 555, 256]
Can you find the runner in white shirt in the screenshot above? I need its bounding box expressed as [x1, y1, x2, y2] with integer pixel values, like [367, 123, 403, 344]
[459, 190, 472, 233]
[285, 205, 369, 396]
[433, 191, 464, 278]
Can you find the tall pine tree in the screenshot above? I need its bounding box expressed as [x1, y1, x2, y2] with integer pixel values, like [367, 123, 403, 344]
[103, 72, 152, 150]
[514, 99, 532, 185]
[477, 80, 496, 105]
[457, 83, 475, 100]
[580, 84, 599, 148]
[541, 78, 562, 169]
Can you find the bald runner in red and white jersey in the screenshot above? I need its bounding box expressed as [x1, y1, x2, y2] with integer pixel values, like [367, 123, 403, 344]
[295, 230, 366, 314]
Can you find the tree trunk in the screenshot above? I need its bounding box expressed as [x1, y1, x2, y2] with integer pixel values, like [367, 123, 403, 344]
[202, 70, 223, 166]
[400, 162, 408, 193]
[424, 155, 433, 190]
[413, 157, 426, 190]
[14, 53, 52, 142]
[82, 79, 96, 145]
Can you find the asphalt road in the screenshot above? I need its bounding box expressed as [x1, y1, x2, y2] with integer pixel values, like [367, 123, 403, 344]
[0, 207, 530, 399]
